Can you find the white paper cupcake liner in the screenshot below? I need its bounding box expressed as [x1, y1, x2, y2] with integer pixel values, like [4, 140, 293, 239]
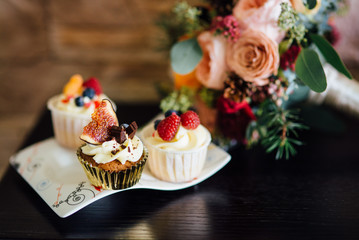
[141, 124, 211, 183]
[47, 95, 92, 149]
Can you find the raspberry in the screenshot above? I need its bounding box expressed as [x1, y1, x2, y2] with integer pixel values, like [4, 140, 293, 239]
[83, 77, 103, 95]
[157, 113, 180, 141]
[181, 110, 200, 129]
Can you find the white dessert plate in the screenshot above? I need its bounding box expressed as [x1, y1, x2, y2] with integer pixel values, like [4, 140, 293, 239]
[9, 138, 231, 218]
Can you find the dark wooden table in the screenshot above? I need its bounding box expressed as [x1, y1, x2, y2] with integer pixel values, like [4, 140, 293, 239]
[1, 103, 359, 239]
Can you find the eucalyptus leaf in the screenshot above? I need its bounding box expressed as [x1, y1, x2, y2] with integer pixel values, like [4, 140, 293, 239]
[295, 49, 327, 93]
[170, 38, 203, 74]
[310, 33, 352, 79]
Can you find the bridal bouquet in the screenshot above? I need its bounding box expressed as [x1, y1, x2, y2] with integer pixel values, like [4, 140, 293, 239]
[157, 0, 352, 159]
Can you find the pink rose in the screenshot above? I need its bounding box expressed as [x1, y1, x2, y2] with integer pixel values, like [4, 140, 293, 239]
[196, 31, 227, 90]
[233, 0, 289, 43]
[226, 29, 280, 85]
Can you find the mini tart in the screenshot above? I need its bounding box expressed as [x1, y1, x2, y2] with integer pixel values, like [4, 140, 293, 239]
[76, 146, 148, 190]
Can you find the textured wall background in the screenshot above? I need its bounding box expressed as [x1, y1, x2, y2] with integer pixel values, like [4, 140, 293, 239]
[0, 0, 179, 118]
[0, 0, 358, 117]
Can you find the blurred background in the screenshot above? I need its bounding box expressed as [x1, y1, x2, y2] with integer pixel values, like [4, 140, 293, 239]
[0, 0, 358, 179]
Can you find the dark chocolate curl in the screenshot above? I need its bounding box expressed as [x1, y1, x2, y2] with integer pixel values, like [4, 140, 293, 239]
[126, 121, 138, 139]
[110, 126, 127, 144]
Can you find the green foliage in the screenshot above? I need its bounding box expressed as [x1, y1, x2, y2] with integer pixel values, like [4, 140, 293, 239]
[160, 87, 195, 113]
[156, 1, 205, 51]
[249, 100, 308, 160]
[310, 33, 353, 79]
[278, 2, 307, 44]
[170, 38, 203, 74]
[295, 48, 327, 93]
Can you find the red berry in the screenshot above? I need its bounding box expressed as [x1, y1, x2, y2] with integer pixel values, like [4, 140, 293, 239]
[83, 77, 103, 95]
[94, 100, 101, 108]
[181, 110, 200, 130]
[84, 102, 92, 108]
[157, 113, 181, 141]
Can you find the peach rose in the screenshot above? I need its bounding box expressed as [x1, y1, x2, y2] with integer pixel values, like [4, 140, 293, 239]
[196, 31, 227, 90]
[226, 29, 279, 85]
[233, 0, 289, 43]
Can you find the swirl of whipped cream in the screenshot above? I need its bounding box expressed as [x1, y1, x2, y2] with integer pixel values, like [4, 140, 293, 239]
[81, 135, 143, 164]
[146, 125, 210, 151]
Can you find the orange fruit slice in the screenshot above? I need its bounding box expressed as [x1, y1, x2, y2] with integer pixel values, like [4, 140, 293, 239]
[63, 74, 84, 97]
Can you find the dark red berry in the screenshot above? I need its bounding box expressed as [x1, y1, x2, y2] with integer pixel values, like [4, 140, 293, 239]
[83, 77, 103, 95]
[181, 110, 200, 130]
[157, 113, 181, 141]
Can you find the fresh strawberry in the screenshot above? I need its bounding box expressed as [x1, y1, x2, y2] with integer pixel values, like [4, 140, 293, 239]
[83, 77, 103, 95]
[157, 113, 181, 141]
[181, 110, 200, 130]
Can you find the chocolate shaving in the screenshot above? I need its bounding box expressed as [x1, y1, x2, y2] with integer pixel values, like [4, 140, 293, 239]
[125, 121, 138, 139]
[110, 126, 127, 144]
[109, 121, 138, 143]
[111, 149, 119, 155]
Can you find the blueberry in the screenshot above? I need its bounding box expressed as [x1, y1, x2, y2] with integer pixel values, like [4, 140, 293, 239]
[188, 107, 197, 113]
[83, 88, 96, 99]
[154, 120, 161, 130]
[75, 96, 84, 107]
[164, 110, 181, 117]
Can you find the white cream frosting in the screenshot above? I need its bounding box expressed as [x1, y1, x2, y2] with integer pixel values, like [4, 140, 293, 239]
[81, 135, 144, 164]
[55, 94, 107, 115]
[146, 125, 209, 151]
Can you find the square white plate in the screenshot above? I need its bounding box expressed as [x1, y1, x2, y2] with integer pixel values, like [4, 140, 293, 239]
[9, 138, 231, 218]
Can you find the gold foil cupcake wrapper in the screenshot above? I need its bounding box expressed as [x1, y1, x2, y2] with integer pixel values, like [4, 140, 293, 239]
[77, 147, 148, 190]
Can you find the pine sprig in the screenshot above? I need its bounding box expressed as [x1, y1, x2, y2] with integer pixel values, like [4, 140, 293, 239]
[254, 101, 308, 159]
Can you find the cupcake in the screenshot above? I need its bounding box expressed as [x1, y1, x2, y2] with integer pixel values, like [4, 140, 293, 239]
[47, 74, 113, 149]
[141, 110, 211, 183]
[77, 99, 148, 190]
